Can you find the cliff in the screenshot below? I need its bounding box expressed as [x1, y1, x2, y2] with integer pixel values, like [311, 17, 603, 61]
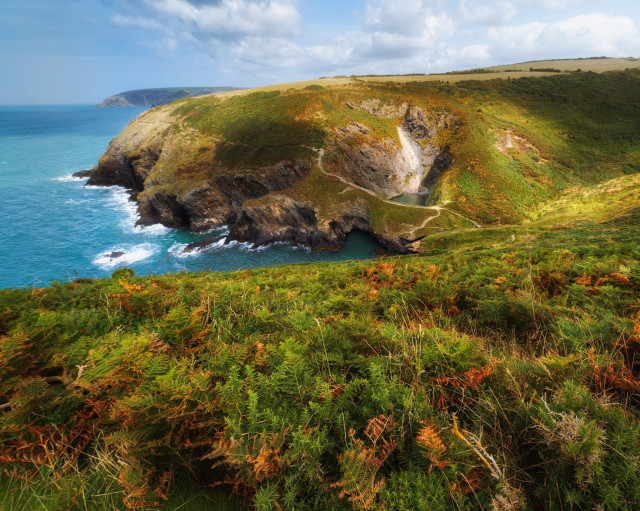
[85, 68, 640, 253]
[94, 87, 238, 108]
[87, 87, 467, 253]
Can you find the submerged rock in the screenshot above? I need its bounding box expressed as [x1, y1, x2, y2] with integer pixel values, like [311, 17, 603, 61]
[183, 236, 227, 253]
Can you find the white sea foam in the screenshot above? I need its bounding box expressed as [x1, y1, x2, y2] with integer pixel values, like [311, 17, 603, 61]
[56, 174, 86, 182]
[168, 243, 190, 257]
[168, 237, 230, 258]
[65, 198, 92, 205]
[93, 243, 157, 268]
[201, 225, 230, 235]
[134, 223, 171, 235]
[168, 243, 205, 258]
[98, 186, 142, 232]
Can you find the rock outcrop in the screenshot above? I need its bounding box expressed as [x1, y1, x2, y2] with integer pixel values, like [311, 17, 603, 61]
[333, 105, 457, 198]
[87, 108, 168, 190]
[222, 197, 410, 253]
[136, 160, 312, 231]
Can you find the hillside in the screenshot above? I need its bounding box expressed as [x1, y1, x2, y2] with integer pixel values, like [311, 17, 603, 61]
[94, 87, 238, 108]
[1, 187, 640, 509]
[86, 61, 640, 254]
[2, 59, 640, 510]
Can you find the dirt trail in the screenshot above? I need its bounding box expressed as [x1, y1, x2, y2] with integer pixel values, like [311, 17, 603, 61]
[314, 148, 433, 210]
[313, 148, 481, 229]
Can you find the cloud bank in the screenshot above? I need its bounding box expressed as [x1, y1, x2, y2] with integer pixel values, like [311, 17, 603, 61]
[110, 0, 640, 83]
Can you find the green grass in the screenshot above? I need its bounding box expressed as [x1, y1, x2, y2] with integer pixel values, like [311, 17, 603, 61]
[4, 64, 640, 509]
[108, 68, 640, 244]
[164, 70, 640, 227]
[2, 207, 640, 509]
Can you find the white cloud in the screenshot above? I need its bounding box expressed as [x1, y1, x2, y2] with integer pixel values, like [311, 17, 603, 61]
[360, 0, 455, 59]
[457, 0, 517, 25]
[145, 0, 302, 39]
[107, 0, 640, 86]
[514, 0, 584, 11]
[487, 13, 640, 58]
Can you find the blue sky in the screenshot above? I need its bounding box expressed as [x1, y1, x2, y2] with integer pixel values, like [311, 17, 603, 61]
[1, 0, 639, 104]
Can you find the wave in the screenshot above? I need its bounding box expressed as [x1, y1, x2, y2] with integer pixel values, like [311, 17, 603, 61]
[168, 243, 201, 258]
[201, 225, 230, 235]
[167, 237, 311, 257]
[84, 185, 173, 236]
[134, 223, 171, 235]
[168, 237, 230, 258]
[93, 243, 157, 268]
[65, 198, 93, 205]
[56, 174, 86, 182]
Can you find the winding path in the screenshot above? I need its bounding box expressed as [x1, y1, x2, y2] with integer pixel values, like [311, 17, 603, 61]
[311, 147, 481, 229]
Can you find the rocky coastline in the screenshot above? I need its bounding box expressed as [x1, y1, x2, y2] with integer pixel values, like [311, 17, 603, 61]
[83, 94, 458, 255]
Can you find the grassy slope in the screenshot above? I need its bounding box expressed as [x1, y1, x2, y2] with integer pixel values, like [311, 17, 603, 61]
[1, 182, 640, 509]
[2, 61, 640, 509]
[135, 66, 640, 240]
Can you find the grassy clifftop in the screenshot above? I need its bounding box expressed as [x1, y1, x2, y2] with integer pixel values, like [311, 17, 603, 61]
[91, 65, 640, 254]
[3, 60, 640, 509]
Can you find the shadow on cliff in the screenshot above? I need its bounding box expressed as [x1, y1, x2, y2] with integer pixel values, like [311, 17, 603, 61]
[213, 117, 325, 168]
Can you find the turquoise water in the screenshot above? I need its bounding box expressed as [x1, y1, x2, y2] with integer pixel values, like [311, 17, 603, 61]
[0, 105, 380, 289]
[390, 193, 427, 206]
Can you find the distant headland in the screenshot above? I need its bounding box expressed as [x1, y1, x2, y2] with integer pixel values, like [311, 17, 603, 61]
[94, 86, 239, 108]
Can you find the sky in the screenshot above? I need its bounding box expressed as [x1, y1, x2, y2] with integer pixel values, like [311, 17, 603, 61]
[1, 0, 639, 104]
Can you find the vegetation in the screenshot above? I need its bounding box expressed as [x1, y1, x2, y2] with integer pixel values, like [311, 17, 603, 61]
[1, 196, 640, 509]
[3, 60, 640, 509]
[136, 67, 640, 238]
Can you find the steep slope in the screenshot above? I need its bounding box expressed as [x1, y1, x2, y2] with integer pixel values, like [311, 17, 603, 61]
[86, 68, 640, 252]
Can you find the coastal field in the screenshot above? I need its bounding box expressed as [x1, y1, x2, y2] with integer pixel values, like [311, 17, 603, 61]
[211, 57, 640, 97]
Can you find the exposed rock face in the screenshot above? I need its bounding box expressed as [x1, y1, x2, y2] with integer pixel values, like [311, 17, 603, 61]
[345, 99, 408, 118]
[138, 190, 190, 228]
[335, 135, 402, 197]
[87, 108, 168, 190]
[85, 97, 458, 255]
[136, 160, 311, 231]
[402, 106, 455, 140]
[229, 197, 319, 246]
[87, 146, 159, 190]
[228, 197, 410, 253]
[334, 104, 456, 198]
[422, 147, 453, 190]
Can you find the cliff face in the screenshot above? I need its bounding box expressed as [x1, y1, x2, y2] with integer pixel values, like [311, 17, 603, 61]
[334, 104, 457, 198]
[87, 107, 169, 189]
[137, 161, 312, 231]
[85, 85, 468, 253]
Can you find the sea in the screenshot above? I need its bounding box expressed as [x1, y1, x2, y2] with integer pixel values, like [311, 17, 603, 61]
[0, 105, 380, 289]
